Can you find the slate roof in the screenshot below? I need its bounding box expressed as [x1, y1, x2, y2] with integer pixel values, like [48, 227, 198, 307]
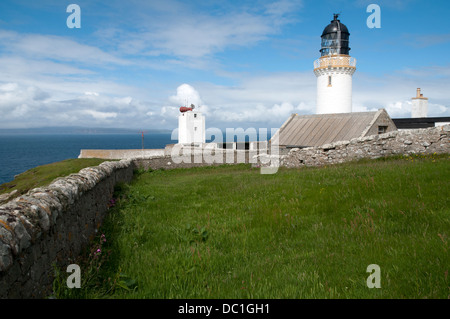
[271, 109, 392, 147]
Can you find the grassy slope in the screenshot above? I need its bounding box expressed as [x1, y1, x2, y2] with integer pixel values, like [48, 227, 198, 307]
[62, 154, 450, 299]
[0, 158, 107, 198]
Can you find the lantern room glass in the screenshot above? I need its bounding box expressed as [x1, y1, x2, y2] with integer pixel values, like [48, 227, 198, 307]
[320, 14, 351, 56]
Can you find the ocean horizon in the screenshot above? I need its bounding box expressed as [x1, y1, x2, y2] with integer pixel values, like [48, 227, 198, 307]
[0, 127, 274, 185]
[0, 132, 175, 185]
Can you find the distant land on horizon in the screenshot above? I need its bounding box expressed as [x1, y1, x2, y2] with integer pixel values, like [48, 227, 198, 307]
[0, 127, 173, 135]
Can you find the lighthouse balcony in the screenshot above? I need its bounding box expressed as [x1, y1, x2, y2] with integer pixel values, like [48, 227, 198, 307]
[314, 55, 356, 70]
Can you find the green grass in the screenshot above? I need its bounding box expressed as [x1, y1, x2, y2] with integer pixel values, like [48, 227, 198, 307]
[0, 158, 107, 199]
[54, 154, 450, 299]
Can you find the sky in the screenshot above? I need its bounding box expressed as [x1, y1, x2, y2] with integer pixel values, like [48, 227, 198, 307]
[0, 0, 449, 131]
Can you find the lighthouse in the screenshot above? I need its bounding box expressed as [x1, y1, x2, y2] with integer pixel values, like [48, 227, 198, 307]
[178, 104, 205, 145]
[314, 14, 356, 114]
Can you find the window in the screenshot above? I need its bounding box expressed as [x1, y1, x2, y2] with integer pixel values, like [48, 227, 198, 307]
[328, 75, 332, 87]
[378, 126, 388, 134]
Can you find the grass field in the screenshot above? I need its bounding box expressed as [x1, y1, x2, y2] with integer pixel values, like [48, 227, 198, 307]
[53, 154, 449, 299]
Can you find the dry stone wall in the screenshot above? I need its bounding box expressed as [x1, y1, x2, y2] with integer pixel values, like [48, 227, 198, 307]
[271, 125, 450, 168]
[133, 149, 254, 170]
[0, 159, 135, 298]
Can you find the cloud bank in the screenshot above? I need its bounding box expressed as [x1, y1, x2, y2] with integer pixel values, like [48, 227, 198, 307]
[0, 0, 448, 131]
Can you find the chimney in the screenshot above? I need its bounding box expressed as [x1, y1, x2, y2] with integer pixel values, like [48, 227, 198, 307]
[411, 88, 428, 118]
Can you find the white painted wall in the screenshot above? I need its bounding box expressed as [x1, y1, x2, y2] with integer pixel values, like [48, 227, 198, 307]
[178, 111, 205, 144]
[315, 68, 354, 114]
[412, 98, 428, 118]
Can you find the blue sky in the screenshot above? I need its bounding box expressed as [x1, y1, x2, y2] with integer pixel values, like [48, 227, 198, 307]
[0, 0, 449, 130]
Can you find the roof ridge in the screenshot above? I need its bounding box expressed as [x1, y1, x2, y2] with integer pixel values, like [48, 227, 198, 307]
[270, 113, 296, 144]
[360, 109, 384, 137]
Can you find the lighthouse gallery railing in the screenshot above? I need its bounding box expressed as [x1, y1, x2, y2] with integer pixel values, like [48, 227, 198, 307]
[314, 56, 357, 70]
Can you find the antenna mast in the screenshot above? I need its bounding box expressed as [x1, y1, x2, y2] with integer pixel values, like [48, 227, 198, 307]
[139, 130, 148, 149]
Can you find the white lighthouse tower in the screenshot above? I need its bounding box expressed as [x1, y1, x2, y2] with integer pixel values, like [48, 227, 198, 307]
[178, 104, 205, 145]
[314, 14, 356, 114]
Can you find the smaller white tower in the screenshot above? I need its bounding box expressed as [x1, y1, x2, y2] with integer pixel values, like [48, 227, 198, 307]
[411, 88, 428, 118]
[178, 104, 205, 145]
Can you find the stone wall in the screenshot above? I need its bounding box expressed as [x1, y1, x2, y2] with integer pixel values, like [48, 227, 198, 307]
[133, 148, 256, 171]
[269, 125, 449, 168]
[0, 148, 258, 298]
[0, 160, 135, 298]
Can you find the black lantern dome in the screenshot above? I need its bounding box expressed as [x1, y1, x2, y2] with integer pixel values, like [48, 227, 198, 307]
[320, 14, 350, 56]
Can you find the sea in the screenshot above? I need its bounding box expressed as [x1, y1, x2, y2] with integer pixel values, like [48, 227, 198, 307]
[0, 133, 174, 185]
[0, 128, 274, 185]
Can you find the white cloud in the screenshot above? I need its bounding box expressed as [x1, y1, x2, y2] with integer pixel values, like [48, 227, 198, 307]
[11, 104, 30, 118]
[161, 77, 315, 129]
[169, 84, 203, 108]
[160, 106, 180, 118]
[145, 13, 272, 58]
[84, 92, 99, 96]
[96, 0, 302, 60]
[1, 66, 449, 130]
[0, 30, 130, 66]
[84, 110, 118, 120]
[162, 66, 450, 130]
[0, 83, 46, 109]
[0, 1, 448, 131]
[385, 101, 409, 118]
[0, 2, 309, 130]
[189, 72, 316, 128]
[0, 81, 155, 128]
[0, 83, 18, 92]
[353, 66, 450, 118]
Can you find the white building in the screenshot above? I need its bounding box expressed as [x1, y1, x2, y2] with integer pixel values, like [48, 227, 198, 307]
[392, 88, 450, 129]
[178, 105, 205, 145]
[314, 14, 356, 114]
[411, 88, 428, 118]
